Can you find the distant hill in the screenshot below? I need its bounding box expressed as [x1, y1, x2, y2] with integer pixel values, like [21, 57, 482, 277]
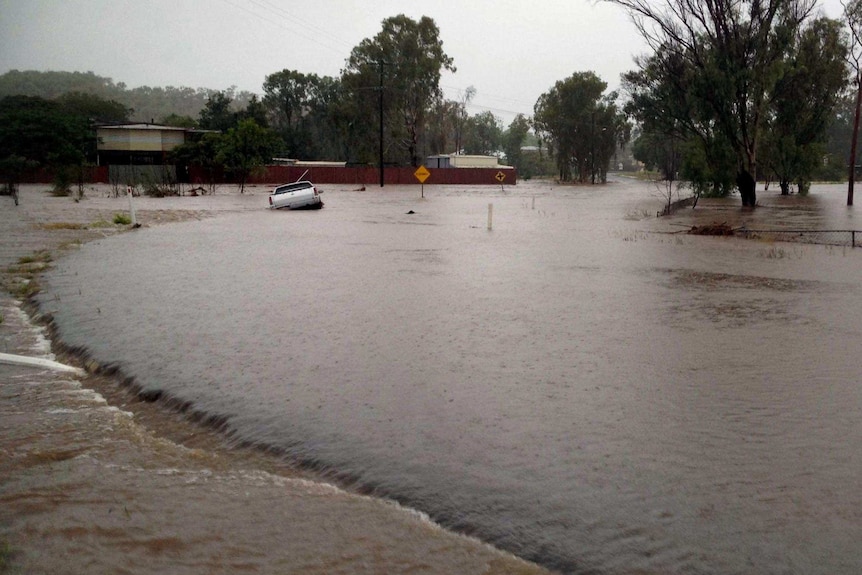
[0, 70, 255, 124]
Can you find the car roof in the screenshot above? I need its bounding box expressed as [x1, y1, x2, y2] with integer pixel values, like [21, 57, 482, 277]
[273, 181, 314, 192]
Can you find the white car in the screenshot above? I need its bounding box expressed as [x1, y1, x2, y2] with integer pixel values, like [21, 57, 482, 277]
[268, 181, 323, 210]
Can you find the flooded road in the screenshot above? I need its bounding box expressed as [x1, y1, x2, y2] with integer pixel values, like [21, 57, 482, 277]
[36, 180, 862, 574]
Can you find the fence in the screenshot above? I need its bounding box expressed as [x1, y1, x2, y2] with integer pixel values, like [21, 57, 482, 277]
[737, 228, 862, 248]
[109, 165, 177, 187]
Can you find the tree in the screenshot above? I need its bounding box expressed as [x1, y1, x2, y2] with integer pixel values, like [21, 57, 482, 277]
[170, 132, 222, 192]
[821, 93, 857, 181]
[342, 14, 455, 166]
[425, 97, 458, 156]
[534, 72, 628, 183]
[454, 86, 476, 154]
[262, 70, 339, 159]
[199, 91, 237, 132]
[632, 129, 685, 209]
[592, 95, 631, 183]
[761, 17, 847, 194]
[0, 70, 121, 100]
[240, 94, 268, 128]
[0, 95, 93, 197]
[606, 0, 819, 206]
[56, 91, 130, 123]
[216, 119, 279, 193]
[623, 48, 740, 197]
[161, 113, 198, 128]
[0, 154, 32, 204]
[463, 111, 503, 156]
[0, 70, 259, 126]
[502, 114, 532, 172]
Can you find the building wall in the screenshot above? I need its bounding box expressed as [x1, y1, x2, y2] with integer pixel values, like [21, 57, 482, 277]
[97, 127, 186, 153]
[450, 155, 500, 168]
[160, 130, 185, 150]
[426, 155, 501, 169]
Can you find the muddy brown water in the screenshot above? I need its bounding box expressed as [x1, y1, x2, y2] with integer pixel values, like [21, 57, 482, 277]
[32, 180, 862, 574]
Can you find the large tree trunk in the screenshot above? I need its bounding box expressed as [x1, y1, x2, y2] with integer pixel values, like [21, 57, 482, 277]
[737, 169, 756, 207]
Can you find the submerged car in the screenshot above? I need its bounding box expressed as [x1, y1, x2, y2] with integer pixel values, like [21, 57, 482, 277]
[268, 180, 323, 210]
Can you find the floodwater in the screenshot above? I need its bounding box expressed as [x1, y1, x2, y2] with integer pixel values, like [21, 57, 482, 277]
[37, 179, 862, 574]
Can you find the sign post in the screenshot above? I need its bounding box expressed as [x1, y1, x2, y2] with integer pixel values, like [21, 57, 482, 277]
[414, 165, 430, 198]
[495, 170, 506, 192]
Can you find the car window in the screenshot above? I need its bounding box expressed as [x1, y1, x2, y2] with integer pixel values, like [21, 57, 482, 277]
[274, 182, 312, 194]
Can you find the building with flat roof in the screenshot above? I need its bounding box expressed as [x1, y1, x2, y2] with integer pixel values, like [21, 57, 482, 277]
[426, 154, 506, 169]
[95, 123, 212, 166]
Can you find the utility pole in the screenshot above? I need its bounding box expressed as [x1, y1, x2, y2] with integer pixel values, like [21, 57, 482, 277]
[845, 0, 862, 206]
[849, 73, 861, 206]
[590, 110, 596, 185]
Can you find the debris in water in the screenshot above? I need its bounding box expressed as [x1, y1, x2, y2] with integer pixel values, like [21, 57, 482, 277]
[688, 222, 735, 236]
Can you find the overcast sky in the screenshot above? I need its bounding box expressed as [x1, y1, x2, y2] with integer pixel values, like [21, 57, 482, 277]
[0, 0, 849, 125]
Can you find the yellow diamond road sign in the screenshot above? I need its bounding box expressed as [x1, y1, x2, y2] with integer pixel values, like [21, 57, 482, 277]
[414, 166, 430, 184]
[495, 171, 506, 183]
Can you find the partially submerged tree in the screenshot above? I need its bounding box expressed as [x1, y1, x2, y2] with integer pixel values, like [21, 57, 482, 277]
[606, 0, 819, 206]
[761, 16, 847, 195]
[534, 72, 628, 183]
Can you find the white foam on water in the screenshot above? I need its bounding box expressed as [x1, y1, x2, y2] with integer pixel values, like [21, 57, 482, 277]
[10, 302, 55, 358]
[59, 388, 106, 403]
[0, 352, 84, 375]
[103, 405, 134, 418]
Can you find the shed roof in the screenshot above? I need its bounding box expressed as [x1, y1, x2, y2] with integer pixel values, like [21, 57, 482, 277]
[97, 123, 188, 131]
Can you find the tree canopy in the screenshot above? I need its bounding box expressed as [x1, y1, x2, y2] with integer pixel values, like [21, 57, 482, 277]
[0, 94, 103, 195]
[341, 14, 455, 167]
[534, 72, 629, 183]
[608, 0, 837, 205]
[216, 118, 280, 193]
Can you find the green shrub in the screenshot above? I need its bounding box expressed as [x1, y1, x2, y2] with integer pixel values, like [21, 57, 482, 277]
[113, 213, 132, 225]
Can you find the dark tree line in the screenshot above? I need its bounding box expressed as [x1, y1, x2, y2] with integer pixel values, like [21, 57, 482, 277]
[0, 93, 127, 198]
[0, 69, 256, 125]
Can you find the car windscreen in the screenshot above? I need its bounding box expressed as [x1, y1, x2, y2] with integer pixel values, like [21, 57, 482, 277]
[273, 182, 313, 195]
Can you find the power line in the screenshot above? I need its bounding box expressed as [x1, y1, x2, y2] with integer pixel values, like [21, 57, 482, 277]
[215, 0, 349, 59]
[248, 0, 356, 52]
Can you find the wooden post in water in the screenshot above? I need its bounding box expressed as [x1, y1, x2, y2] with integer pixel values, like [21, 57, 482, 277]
[127, 185, 137, 227]
[487, 203, 493, 231]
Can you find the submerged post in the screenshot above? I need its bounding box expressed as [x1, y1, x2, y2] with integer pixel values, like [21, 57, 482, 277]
[127, 185, 137, 227]
[487, 203, 493, 231]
